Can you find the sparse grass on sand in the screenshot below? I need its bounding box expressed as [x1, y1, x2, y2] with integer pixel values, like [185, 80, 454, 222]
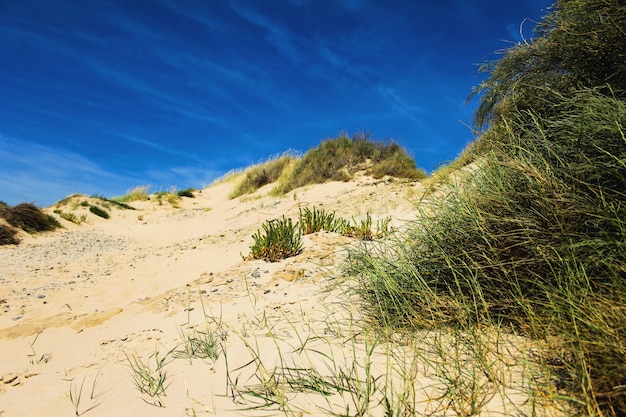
[114, 185, 151, 203]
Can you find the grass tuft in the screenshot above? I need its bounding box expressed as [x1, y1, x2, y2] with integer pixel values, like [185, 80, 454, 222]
[114, 185, 151, 203]
[247, 216, 303, 262]
[0, 202, 60, 233]
[230, 153, 297, 199]
[0, 223, 20, 245]
[281, 132, 425, 193]
[88, 205, 110, 219]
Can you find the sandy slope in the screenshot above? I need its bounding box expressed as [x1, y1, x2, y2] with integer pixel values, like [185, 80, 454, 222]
[1, 175, 567, 417]
[0, 176, 428, 416]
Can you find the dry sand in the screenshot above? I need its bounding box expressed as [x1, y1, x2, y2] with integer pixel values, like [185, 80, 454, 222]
[0, 176, 561, 416]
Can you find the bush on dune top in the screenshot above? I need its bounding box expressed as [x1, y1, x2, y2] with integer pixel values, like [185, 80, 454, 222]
[280, 132, 425, 193]
[229, 133, 425, 199]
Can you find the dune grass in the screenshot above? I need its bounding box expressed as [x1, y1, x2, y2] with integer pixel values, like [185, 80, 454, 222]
[280, 132, 425, 194]
[0, 202, 60, 235]
[342, 90, 626, 416]
[228, 133, 425, 199]
[114, 185, 151, 203]
[229, 153, 298, 199]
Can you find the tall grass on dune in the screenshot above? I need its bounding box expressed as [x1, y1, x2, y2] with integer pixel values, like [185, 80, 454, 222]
[0, 202, 60, 234]
[281, 132, 425, 193]
[344, 90, 626, 415]
[229, 153, 297, 199]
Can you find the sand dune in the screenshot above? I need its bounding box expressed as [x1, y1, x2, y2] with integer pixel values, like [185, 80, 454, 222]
[1, 175, 563, 416]
[0, 176, 427, 416]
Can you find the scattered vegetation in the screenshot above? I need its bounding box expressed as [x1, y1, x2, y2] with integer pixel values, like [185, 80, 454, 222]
[69, 371, 102, 416]
[227, 133, 425, 199]
[176, 188, 196, 198]
[248, 207, 392, 263]
[125, 349, 172, 407]
[91, 195, 135, 210]
[56, 210, 87, 224]
[174, 317, 226, 363]
[154, 190, 181, 208]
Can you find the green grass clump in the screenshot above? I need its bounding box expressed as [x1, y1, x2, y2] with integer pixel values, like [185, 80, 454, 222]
[344, 90, 626, 415]
[177, 188, 196, 198]
[91, 195, 135, 210]
[154, 191, 181, 208]
[88, 205, 110, 219]
[230, 154, 297, 199]
[247, 216, 303, 262]
[0, 223, 20, 245]
[0, 202, 60, 233]
[114, 185, 151, 203]
[281, 132, 424, 193]
[298, 206, 345, 235]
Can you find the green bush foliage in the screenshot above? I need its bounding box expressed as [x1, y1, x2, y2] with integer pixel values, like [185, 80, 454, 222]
[177, 188, 196, 198]
[89, 205, 110, 219]
[281, 132, 424, 193]
[471, 0, 626, 131]
[248, 216, 303, 262]
[0, 223, 19, 245]
[1, 203, 60, 233]
[298, 206, 344, 235]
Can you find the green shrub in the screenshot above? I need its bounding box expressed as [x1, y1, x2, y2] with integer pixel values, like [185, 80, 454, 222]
[2, 203, 60, 233]
[370, 143, 426, 180]
[177, 188, 196, 198]
[298, 206, 344, 234]
[248, 216, 303, 262]
[281, 132, 423, 193]
[0, 223, 19, 245]
[89, 205, 110, 219]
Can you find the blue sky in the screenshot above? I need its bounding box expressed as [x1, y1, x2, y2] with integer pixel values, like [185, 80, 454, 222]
[1, 0, 552, 206]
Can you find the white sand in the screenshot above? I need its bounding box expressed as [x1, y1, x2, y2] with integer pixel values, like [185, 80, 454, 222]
[0, 176, 562, 416]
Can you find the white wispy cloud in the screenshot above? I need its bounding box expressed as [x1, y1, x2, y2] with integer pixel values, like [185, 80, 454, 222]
[0, 134, 135, 206]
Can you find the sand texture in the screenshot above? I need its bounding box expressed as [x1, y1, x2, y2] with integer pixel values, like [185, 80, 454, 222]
[0, 177, 561, 416]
